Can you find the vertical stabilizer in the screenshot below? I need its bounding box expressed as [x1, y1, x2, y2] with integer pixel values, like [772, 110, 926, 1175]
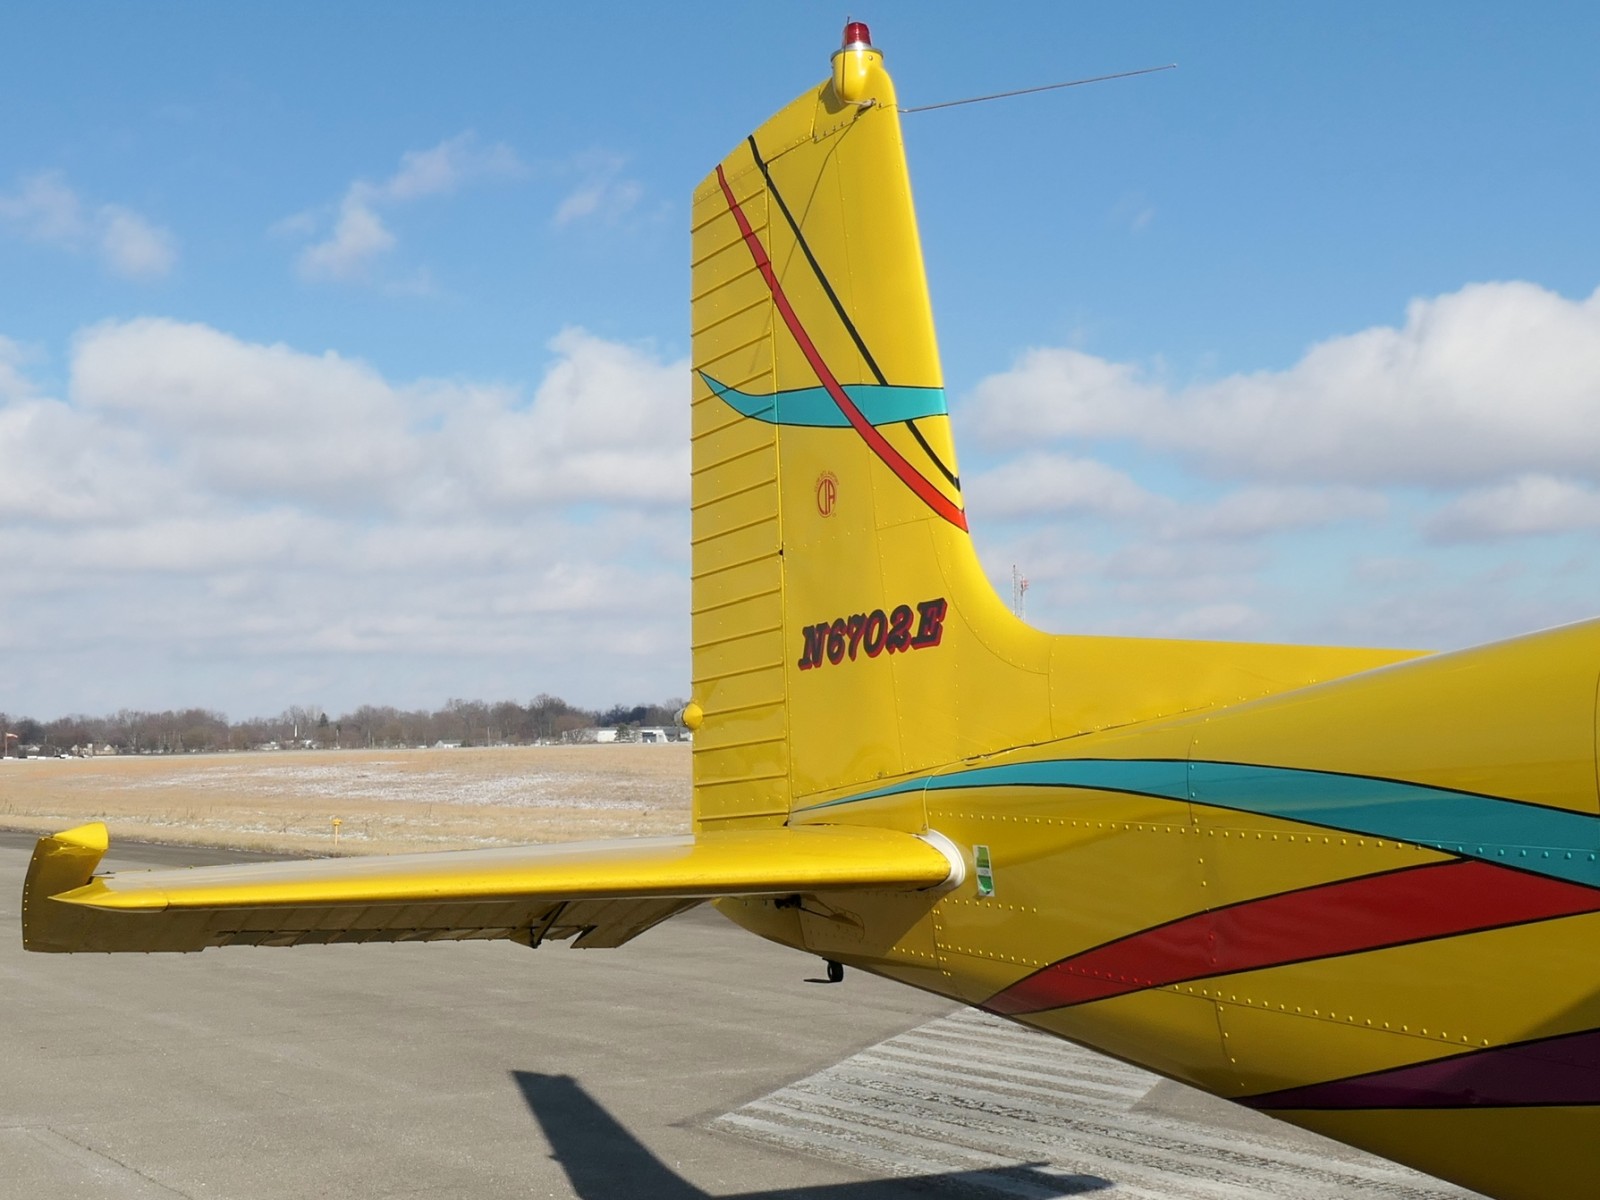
[688, 25, 1056, 829]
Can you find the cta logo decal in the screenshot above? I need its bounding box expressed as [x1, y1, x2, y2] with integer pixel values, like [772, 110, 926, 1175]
[815, 471, 838, 517]
[797, 599, 948, 670]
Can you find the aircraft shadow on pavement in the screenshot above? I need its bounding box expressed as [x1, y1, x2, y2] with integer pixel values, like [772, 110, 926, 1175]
[512, 1071, 1111, 1199]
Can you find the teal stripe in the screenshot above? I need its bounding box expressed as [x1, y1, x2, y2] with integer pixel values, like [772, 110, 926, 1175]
[1191, 762, 1600, 886]
[700, 371, 946, 428]
[797, 760, 1189, 808]
[794, 759, 1600, 888]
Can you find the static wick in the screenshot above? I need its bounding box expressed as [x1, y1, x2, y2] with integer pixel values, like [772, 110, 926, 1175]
[900, 62, 1177, 114]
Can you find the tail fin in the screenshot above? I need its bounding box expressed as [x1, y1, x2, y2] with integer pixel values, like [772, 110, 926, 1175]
[688, 27, 1022, 827]
[687, 26, 1417, 829]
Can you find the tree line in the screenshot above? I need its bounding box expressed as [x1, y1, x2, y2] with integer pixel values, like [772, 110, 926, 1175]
[0, 694, 688, 756]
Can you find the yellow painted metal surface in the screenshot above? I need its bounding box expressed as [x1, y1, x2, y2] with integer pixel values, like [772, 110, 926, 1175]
[1294, 1108, 1600, 1200]
[22, 824, 955, 953]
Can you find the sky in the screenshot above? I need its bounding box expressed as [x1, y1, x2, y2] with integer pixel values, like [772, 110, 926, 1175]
[2, 3, 1598, 720]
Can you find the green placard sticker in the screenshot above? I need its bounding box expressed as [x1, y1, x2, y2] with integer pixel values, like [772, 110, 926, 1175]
[974, 844, 994, 897]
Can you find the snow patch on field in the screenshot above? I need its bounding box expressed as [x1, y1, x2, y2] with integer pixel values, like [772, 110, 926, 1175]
[108, 760, 681, 810]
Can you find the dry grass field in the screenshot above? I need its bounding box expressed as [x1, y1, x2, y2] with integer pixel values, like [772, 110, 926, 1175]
[0, 745, 691, 855]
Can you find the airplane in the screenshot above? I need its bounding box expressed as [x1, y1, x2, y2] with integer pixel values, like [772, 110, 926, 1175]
[21, 22, 1598, 1200]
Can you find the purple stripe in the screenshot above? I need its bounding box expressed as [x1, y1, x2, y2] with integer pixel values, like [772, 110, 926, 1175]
[1243, 1027, 1600, 1110]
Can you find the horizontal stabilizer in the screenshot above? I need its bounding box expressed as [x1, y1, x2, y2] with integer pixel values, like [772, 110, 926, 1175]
[22, 823, 959, 954]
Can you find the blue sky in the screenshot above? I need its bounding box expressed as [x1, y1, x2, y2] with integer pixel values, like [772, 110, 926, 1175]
[2, 4, 1597, 719]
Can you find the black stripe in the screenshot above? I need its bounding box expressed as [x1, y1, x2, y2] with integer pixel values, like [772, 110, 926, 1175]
[746, 134, 962, 493]
[905, 419, 960, 488]
[747, 135, 886, 385]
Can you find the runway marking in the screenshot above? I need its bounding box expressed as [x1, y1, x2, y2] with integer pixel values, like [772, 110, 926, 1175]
[710, 1008, 1480, 1198]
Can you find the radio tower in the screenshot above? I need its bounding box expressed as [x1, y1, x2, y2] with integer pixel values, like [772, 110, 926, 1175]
[1011, 565, 1030, 619]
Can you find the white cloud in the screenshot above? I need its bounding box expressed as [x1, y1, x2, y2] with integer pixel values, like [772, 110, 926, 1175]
[957, 279, 1600, 653]
[968, 281, 1600, 487]
[1426, 475, 1600, 542]
[1, 320, 693, 713]
[296, 194, 396, 282]
[74, 318, 399, 434]
[0, 171, 87, 242]
[966, 452, 1160, 520]
[433, 327, 687, 510]
[383, 133, 522, 202]
[553, 178, 642, 226]
[71, 318, 422, 506]
[966, 452, 1385, 541]
[1102, 540, 1268, 589]
[291, 132, 523, 283]
[1148, 602, 1264, 640]
[98, 205, 178, 278]
[0, 335, 36, 400]
[0, 394, 177, 523]
[1160, 485, 1388, 541]
[551, 151, 643, 227]
[53, 317, 686, 520]
[268, 210, 319, 238]
[0, 171, 176, 279]
[967, 348, 1166, 445]
[25, 510, 335, 574]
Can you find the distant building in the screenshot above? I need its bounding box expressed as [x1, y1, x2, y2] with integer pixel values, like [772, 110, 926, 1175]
[565, 727, 618, 744]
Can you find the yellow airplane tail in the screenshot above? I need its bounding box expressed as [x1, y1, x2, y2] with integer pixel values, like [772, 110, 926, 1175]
[688, 24, 1415, 831]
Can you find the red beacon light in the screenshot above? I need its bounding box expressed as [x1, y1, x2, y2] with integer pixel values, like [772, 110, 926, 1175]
[832, 19, 879, 103]
[841, 20, 873, 50]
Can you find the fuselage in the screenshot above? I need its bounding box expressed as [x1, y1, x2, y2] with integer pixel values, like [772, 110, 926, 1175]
[723, 616, 1600, 1200]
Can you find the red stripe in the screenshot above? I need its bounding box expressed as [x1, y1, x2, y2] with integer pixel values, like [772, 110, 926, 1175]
[714, 165, 967, 532]
[985, 859, 1600, 1016]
